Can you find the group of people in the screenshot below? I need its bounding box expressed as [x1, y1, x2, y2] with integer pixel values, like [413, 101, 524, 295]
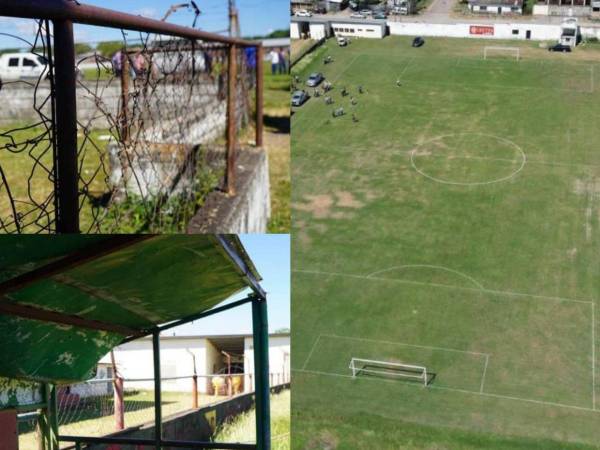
[268, 47, 289, 75]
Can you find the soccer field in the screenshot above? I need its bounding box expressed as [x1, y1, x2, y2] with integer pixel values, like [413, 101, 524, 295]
[291, 36, 600, 449]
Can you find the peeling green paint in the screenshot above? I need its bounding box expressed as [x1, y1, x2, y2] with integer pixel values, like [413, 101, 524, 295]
[0, 235, 255, 393]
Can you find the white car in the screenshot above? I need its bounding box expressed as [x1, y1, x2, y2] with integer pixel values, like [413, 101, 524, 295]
[0, 52, 49, 82]
[359, 9, 372, 16]
[295, 9, 312, 17]
[337, 36, 349, 46]
[350, 12, 365, 18]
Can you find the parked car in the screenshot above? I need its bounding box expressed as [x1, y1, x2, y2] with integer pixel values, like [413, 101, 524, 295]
[291, 90, 309, 107]
[306, 72, 324, 87]
[295, 9, 312, 17]
[350, 12, 365, 18]
[337, 36, 349, 46]
[359, 9, 372, 15]
[412, 36, 425, 47]
[548, 43, 571, 52]
[0, 52, 49, 82]
[373, 12, 387, 19]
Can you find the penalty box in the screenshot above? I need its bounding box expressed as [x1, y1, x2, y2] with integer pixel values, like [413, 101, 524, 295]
[304, 334, 489, 392]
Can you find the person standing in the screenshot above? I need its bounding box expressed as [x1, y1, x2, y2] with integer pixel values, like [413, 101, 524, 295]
[277, 48, 287, 74]
[268, 48, 280, 75]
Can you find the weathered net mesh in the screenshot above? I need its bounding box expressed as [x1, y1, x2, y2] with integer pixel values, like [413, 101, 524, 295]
[0, 20, 257, 233]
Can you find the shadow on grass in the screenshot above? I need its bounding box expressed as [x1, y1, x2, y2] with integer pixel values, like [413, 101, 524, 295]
[264, 115, 290, 134]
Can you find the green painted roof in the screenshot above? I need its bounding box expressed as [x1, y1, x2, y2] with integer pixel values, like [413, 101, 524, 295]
[0, 235, 260, 388]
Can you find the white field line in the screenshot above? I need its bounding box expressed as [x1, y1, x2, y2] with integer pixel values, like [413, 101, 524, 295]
[397, 56, 415, 82]
[366, 264, 485, 291]
[293, 269, 594, 305]
[321, 333, 489, 357]
[294, 368, 599, 414]
[593, 302, 596, 410]
[591, 64, 595, 94]
[480, 354, 490, 394]
[302, 334, 322, 370]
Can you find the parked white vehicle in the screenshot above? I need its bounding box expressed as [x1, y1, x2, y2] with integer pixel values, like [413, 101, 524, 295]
[294, 9, 312, 17]
[0, 52, 49, 82]
[337, 36, 349, 46]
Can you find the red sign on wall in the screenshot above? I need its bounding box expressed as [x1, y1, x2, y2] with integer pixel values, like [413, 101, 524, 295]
[470, 25, 494, 35]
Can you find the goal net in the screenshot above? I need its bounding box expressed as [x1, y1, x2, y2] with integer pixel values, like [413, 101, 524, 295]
[483, 46, 520, 61]
[349, 357, 429, 386]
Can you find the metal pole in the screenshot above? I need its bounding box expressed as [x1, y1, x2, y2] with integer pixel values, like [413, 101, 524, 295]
[52, 20, 79, 233]
[46, 384, 59, 450]
[192, 375, 198, 409]
[225, 44, 238, 195]
[114, 376, 124, 430]
[152, 331, 162, 450]
[255, 45, 264, 148]
[252, 296, 270, 450]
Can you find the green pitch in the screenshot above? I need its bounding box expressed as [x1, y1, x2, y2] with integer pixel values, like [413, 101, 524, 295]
[292, 36, 600, 449]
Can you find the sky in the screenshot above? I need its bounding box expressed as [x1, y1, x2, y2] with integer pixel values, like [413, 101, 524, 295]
[169, 234, 290, 337]
[0, 0, 289, 49]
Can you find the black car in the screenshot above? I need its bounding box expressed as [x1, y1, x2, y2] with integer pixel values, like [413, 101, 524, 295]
[412, 37, 425, 48]
[548, 43, 571, 52]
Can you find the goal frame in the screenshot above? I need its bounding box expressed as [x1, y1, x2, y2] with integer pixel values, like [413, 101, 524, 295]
[483, 46, 521, 61]
[349, 357, 428, 387]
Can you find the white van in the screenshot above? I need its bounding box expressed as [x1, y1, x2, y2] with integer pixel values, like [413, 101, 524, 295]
[0, 52, 49, 82]
[337, 36, 348, 47]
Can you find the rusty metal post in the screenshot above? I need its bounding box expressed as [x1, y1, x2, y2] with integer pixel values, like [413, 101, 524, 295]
[192, 375, 198, 409]
[52, 20, 79, 233]
[255, 45, 264, 148]
[225, 44, 237, 195]
[120, 50, 130, 144]
[113, 376, 124, 430]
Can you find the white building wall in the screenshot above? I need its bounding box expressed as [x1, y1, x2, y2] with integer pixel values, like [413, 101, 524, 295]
[243, 336, 291, 393]
[309, 23, 328, 40]
[387, 21, 561, 40]
[291, 23, 301, 39]
[331, 22, 386, 38]
[471, 4, 522, 13]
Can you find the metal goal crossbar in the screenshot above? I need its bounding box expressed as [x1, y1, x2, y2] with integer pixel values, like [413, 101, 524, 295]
[483, 46, 521, 61]
[349, 357, 428, 387]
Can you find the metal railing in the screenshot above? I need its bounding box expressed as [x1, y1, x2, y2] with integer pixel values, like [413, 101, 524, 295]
[0, 0, 264, 233]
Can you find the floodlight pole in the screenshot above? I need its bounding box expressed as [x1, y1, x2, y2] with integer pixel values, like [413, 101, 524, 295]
[152, 331, 162, 450]
[251, 294, 270, 449]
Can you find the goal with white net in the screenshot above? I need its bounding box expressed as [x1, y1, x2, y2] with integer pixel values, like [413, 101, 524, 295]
[483, 46, 520, 61]
[349, 357, 429, 387]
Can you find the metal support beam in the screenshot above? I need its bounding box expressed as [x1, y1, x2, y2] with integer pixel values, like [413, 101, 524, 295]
[225, 44, 238, 195]
[0, 299, 139, 336]
[46, 384, 59, 450]
[152, 331, 162, 450]
[252, 296, 270, 450]
[52, 20, 79, 233]
[255, 45, 264, 147]
[214, 236, 266, 299]
[59, 436, 256, 449]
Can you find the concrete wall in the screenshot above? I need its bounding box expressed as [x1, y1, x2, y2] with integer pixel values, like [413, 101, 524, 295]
[291, 22, 301, 39]
[388, 20, 561, 40]
[85, 385, 290, 450]
[187, 147, 271, 233]
[532, 3, 591, 15]
[310, 23, 329, 39]
[244, 336, 290, 394]
[332, 22, 386, 38]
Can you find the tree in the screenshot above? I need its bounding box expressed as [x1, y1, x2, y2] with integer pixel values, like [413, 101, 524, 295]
[74, 43, 93, 55]
[96, 41, 124, 58]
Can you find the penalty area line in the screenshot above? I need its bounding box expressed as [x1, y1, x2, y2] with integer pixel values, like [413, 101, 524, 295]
[293, 368, 599, 414]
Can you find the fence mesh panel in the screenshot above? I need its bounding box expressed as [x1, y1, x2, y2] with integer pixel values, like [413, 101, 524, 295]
[0, 19, 257, 234]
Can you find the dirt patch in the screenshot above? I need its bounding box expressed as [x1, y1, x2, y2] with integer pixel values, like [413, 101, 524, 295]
[294, 194, 334, 219]
[335, 191, 364, 209]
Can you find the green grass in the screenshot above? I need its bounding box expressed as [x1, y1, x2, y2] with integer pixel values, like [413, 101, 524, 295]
[214, 390, 290, 449]
[292, 36, 600, 448]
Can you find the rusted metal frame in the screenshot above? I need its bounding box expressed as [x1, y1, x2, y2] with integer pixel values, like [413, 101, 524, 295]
[0, 299, 140, 336]
[225, 44, 238, 195]
[255, 45, 264, 147]
[153, 330, 162, 450]
[0, 0, 259, 48]
[52, 20, 79, 233]
[0, 235, 154, 297]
